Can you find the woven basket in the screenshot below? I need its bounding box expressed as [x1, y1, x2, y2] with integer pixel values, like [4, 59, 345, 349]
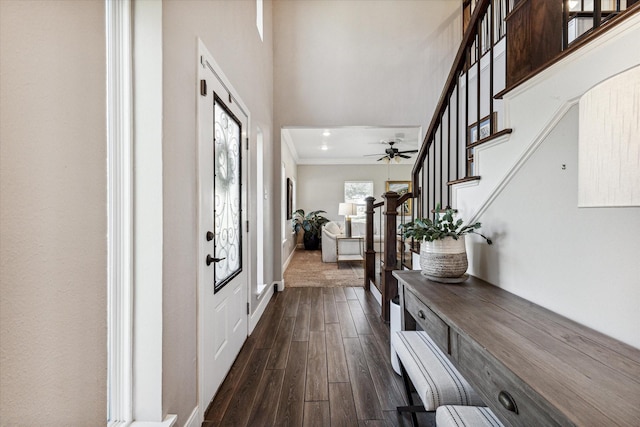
[420, 236, 468, 278]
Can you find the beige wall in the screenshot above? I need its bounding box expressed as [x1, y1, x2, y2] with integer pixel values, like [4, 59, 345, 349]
[0, 1, 462, 423]
[273, 0, 461, 127]
[0, 1, 107, 425]
[161, 0, 274, 422]
[293, 164, 413, 255]
[273, 0, 461, 277]
[281, 138, 298, 266]
[297, 164, 413, 223]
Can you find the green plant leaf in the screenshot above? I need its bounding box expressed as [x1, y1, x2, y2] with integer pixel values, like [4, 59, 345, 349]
[401, 210, 491, 244]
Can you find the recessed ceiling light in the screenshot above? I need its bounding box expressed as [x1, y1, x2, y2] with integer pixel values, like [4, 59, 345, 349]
[321, 145, 328, 151]
[322, 130, 331, 137]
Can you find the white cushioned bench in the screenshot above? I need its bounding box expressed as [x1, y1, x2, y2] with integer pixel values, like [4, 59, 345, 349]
[436, 405, 504, 427]
[392, 331, 484, 426]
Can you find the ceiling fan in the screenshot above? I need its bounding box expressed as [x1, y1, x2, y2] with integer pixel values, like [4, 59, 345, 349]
[366, 140, 418, 163]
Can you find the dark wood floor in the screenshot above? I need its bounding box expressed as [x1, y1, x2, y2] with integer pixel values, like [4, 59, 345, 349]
[202, 286, 430, 427]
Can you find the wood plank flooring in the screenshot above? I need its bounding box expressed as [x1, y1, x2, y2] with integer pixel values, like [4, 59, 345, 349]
[203, 286, 429, 427]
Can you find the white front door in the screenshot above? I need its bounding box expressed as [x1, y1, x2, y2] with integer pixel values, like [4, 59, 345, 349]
[197, 48, 248, 410]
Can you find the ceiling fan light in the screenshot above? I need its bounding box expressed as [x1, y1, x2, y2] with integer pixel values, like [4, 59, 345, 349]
[383, 157, 390, 164]
[394, 156, 401, 164]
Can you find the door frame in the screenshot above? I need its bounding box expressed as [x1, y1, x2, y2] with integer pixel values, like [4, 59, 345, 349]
[196, 39, 252, 418]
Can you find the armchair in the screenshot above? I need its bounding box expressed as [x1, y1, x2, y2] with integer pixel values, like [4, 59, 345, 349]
[321, 220, 384, 263]
[321, 221, 343, 262]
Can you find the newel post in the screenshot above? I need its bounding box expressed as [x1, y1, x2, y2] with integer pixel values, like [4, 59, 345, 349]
[381, 191, 399, 322]
[364, 196, 375, 291]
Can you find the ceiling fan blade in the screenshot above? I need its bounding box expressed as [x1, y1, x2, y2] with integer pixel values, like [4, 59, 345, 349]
[397, 149, 419, 154]
[377, 156, 388, 162]
[398, 154, 411, 159]
[364, 153, 385, 157]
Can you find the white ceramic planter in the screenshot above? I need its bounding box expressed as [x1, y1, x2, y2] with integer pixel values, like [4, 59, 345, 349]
[420, 235, 468, 280]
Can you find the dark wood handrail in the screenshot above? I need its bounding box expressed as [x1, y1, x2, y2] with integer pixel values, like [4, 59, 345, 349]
[412, 0, 491, 192]
[364, 191, 414, 321]
[397, 192, 413, 206]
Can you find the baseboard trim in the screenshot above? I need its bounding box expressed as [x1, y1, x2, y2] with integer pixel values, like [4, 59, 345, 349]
[130, 414, 177, 427]
[283, 247, 296, 272]
[370, 284, 382, 306]
[184, 406, 200, 427]
[250, 283, 274, 333]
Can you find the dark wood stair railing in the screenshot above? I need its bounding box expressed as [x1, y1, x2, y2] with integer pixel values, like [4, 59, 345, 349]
[412, 0, 638, 223]
[412, 0, 513, 221]
[363, 196, 382, 293]
[363, 0, 639, 321]
[364, 192, 413, 322]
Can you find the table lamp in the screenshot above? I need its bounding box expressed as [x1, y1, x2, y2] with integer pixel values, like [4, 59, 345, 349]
[338, 202, 356, 237]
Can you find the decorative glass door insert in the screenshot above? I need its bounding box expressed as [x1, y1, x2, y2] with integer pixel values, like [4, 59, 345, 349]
[213, 94, 242, 292]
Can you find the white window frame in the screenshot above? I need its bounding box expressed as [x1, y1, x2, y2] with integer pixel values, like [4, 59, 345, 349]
[344, 180, 374, 217]
[256, 0, 264, 41]
[107, 1, 175, 425]
[107, 0, 133, 424]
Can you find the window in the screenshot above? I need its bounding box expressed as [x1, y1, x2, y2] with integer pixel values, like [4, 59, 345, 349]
[256, 0, 263, 41]
[213, 95, 243, 292]
[256, 128, 266, 296]
[344, 181, 374, 218]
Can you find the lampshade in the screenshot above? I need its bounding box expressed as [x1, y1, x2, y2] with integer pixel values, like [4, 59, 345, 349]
[338, 202, 356, 216]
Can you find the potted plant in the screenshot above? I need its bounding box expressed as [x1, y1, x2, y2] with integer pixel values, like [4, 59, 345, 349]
[292, 209, 330, 250]
[400, 206, 492, 282]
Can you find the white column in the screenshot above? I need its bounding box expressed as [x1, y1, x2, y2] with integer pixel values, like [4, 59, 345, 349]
[132, 0, 175, 425]
[107, 0, 133, 424]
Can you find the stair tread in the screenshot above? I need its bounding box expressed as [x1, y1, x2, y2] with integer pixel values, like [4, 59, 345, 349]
[447, 176, 480, 186]
[466, 128, 513, 149]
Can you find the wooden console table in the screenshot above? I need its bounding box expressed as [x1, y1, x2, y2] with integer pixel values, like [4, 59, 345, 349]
[394, 270, 640, 426]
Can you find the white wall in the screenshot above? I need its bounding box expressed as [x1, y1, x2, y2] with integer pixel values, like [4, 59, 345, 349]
[467, 105, 640, 349]
[455, 14, 640, 219]
[161, 0, 274, 423]
[454, 15, 640, 349]
[0, 1, 107, 424]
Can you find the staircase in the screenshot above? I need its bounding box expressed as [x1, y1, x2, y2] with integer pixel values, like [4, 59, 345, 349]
[365, 0, 640, 327]
[413, 0, 639, 220]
